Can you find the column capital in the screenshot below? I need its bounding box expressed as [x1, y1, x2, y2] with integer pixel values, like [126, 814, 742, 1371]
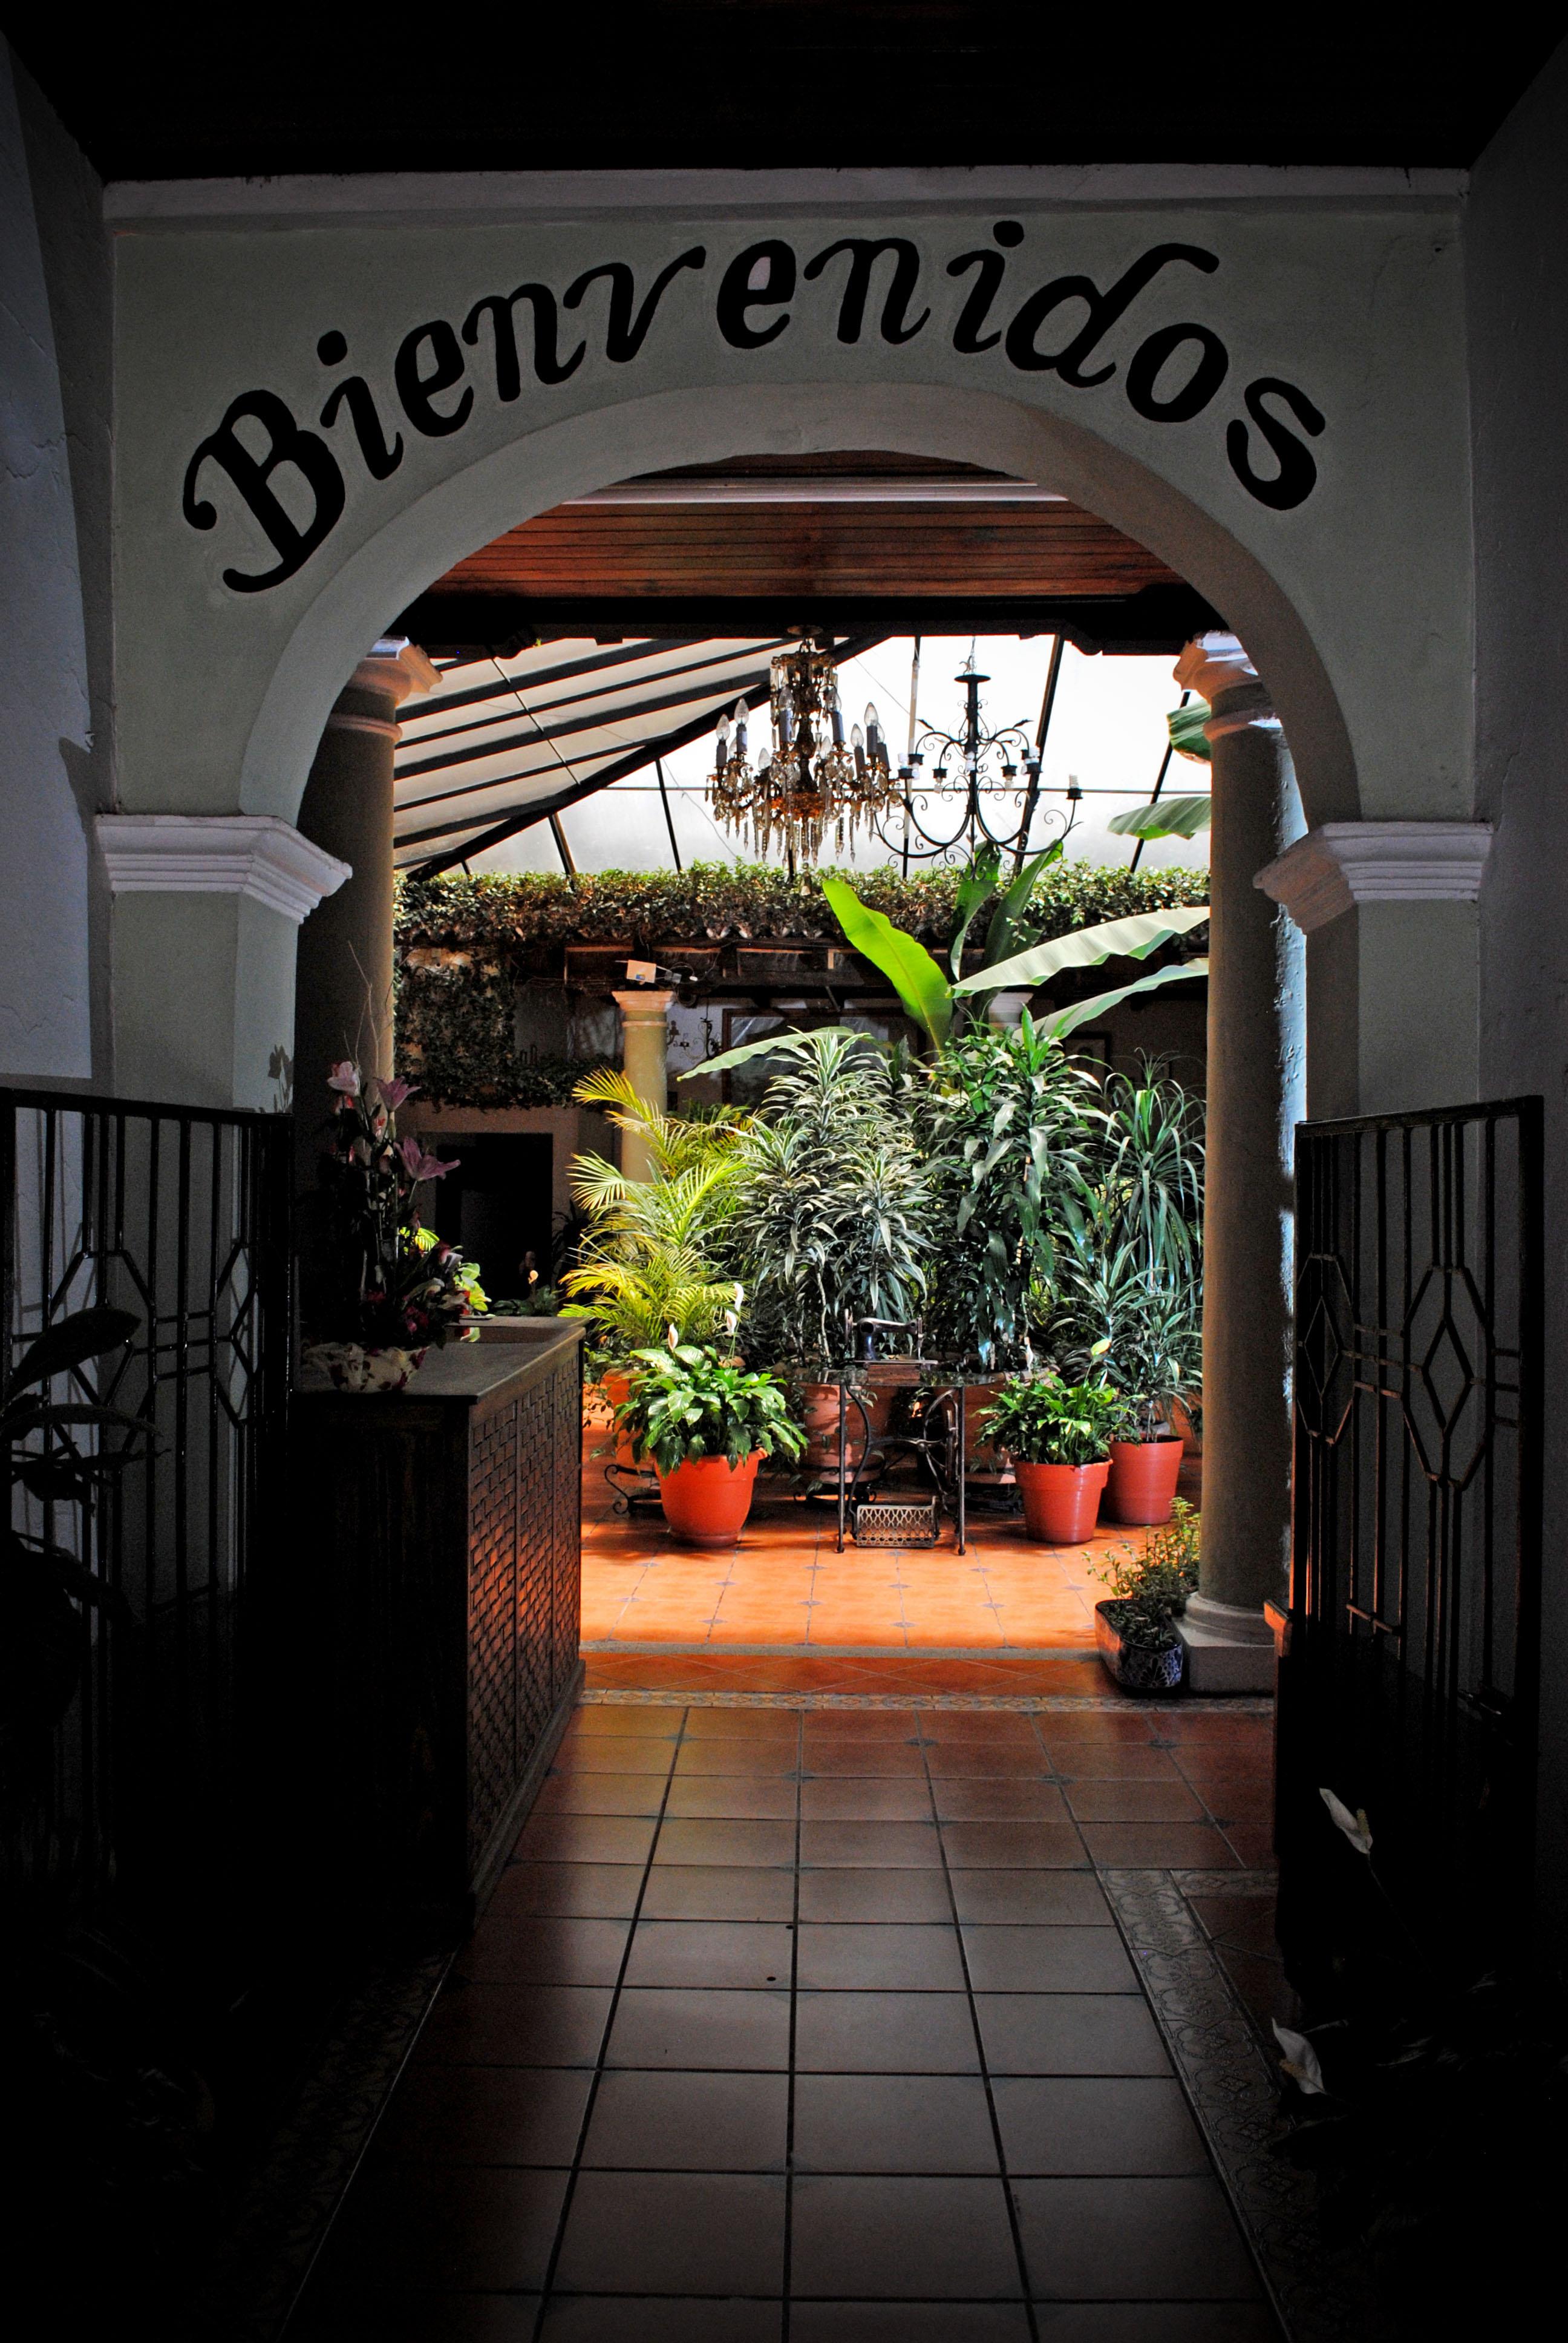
[1173, 632, 1278, 738]
[611, 988, 679, 1018]
[96, 814, 351, 924]
[1254, 821, 1493, 932]
[328, 637, 440, 741]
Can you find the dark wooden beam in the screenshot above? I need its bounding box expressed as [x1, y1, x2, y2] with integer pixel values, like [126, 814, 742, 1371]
[397, 585, 1221, 662]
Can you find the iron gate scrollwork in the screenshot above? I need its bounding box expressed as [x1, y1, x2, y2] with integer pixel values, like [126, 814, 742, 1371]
[0, 1086, 292, 1961]
[1284, 1097, 1542, 1969]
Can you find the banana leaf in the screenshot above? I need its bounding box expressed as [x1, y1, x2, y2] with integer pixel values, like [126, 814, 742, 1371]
[951, 905, 1210, 996]
[678, 1025, 866, 1081]
[822, 874, 953, 1045]
[1168, 698, 1212, 762]
[1106, 795, 1212, 842]
[982, 841, 1063, 969]
[947, 846, 1002, 978]
[1041, 958, 1209, 1041]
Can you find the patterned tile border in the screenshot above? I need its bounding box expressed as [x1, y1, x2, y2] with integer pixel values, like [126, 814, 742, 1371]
[583, 1686, 1275, 1712]
[189, 1947, 455, 2342]
[583, 1638, 1103, 1658]
[1101, 1869, 1392, 2343]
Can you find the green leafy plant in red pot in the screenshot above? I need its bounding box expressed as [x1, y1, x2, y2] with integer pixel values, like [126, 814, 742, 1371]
[614, 1342, 807, 1545]
[1052, 1064, 1204, 1528]
[981, 1376, 1129, 1545]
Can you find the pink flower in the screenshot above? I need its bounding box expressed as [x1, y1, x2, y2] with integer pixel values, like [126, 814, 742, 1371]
[327, 1061, 361, 1098]
[400, 1136, 459, 1182]
[379, 1076, 417, 1111]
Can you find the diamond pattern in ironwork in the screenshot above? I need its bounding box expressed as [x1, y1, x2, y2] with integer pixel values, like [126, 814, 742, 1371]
[1402, 1264, 1490, 1486]
[1296, 1254, 1356, 1444]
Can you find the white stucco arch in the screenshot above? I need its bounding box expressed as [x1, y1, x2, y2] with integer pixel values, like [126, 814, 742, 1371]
[243, 378, 1358, 834]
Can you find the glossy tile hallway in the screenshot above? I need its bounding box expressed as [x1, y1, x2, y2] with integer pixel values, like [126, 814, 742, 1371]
[290, 1700, 1281, 2340]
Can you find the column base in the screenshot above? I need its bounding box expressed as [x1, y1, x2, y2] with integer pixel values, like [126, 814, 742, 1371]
[1176, 1593, 1276, 1694]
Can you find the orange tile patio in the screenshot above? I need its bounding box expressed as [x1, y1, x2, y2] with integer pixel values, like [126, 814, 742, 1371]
[580, 1426, 1161, 1673]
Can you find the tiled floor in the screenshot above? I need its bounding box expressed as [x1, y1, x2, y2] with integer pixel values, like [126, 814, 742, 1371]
[581, 1430, 1186, 1656]
[291, 1702, 1279, 2340]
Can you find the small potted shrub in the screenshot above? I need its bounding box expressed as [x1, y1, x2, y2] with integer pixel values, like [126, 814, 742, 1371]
[981, 1376, 1128, 1544]
[614, 1342, 806, 1544]
[1093, 1502, 1200, 1693]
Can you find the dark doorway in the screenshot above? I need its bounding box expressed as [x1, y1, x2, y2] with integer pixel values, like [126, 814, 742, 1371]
[431, 1133, 553, 1303]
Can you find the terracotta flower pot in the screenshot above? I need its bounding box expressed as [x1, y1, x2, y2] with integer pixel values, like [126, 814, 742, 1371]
[657, 1451, 762, 1545]
[601, 1368, 644, 1468]
[800, 1380, 872, 1470]
[1013, 1457, 1111, 1544]
[1105, 1437, 1185, 1526]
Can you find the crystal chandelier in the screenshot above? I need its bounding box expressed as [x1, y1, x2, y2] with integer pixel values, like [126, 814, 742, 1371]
[710, 638, 902, 868]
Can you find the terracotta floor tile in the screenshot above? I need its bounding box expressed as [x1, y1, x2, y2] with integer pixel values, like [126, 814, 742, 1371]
[663, 1775, 799, 1820]
[1063, 1780, 1206, 1825]
[605, 1986, 792, 2071]
[654, 1817, 798, 1868]
[1219, 1824, 1278, 1870]
[580, 2069, 789, 2172]
[1047, 1745, 1183, 1782]
[789, 2173, 1021, 2298]
[1014, 2175, 1262, 2300]
[554, 2171, 786, 2295]
[681, 1706, 800, 1739]
[490, 1863, 646, 1921]
[1077, 1822, 1240, 1870]
[792, 2074, 999, 2174]
[624, 1920, 796, 1990]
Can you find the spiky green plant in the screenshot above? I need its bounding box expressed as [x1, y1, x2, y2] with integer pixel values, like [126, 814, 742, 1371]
[561, 1073, 751, 1359]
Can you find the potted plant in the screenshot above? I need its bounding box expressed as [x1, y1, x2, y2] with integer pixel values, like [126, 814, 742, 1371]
[728, 1034, 933, 1466]
[298, 1063, 486, 1389]
[613, 1342, 806, 1544]
[561, 1073, 750, 1460]
[1050, 1064, 1204, 1527]
[1092, 1501, 1200, 1693]
[981, 1375, 1128, 1544]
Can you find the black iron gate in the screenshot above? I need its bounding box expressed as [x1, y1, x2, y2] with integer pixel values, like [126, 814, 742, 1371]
[1282, 1096, 1543, 1974]
[1, 1086, 292, 1963]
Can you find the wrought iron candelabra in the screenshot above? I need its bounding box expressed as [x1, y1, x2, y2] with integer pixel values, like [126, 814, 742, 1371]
[710, 640, 1079, 871]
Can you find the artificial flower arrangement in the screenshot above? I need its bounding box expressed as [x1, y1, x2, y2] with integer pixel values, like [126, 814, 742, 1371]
[298, 1060, 488, 1391]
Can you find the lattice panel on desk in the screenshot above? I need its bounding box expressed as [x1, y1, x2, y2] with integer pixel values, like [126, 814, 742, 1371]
[514, 1379, 559, 1758]
[549, 1363, 582, 1700]
[467, 1399, 520, 1866]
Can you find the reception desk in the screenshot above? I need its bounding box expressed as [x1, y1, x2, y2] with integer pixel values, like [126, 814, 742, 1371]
[285, 1322, 583, 1927]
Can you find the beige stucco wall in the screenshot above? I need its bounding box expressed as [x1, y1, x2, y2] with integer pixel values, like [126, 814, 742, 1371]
[102, 184, 1477, 1105]
[114, 200, 1470, 830]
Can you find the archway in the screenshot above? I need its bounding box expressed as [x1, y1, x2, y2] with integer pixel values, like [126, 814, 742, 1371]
[279, 380, 1331, 1696]
[243, 380, 1358, 835]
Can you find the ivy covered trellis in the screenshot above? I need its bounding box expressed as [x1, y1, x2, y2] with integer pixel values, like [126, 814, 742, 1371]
[394, 862, 1209, 1110]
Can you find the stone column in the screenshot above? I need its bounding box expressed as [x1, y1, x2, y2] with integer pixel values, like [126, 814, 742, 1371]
[293, 640, 436, 1172]
[612, 988, 678, 1180]
[1174, 634, 1306, 1691]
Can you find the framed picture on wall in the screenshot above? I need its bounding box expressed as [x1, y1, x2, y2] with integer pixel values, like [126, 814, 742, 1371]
[1073, 1031, 1114, 1075]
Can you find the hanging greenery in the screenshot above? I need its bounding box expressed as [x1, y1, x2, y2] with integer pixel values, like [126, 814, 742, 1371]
[393, 862, 1209, 1109]
[394, 861, 1209, 954]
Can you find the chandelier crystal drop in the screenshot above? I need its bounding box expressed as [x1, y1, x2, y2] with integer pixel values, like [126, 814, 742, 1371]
[709, 640, 902, 867]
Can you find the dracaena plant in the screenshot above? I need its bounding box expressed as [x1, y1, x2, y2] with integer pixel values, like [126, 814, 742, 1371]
[302, 1060, 485, 1353]
[728, 1032, 935, 1365]
[2, 1305, 145, 1739]
[1047, 1062, 1204, 1434]
[612, 1343, 808, 1475]
[920, 1015, 1102, 1369]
